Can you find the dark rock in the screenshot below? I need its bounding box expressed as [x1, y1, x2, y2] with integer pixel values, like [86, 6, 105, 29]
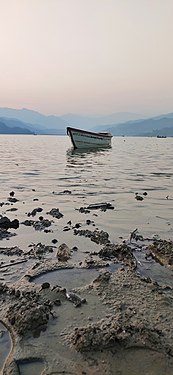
[27, 207, 43, 217]
[135, 194, 144, 201]
[41, 282, 50, 290]
[87, 202, 114, 211]
[72, 246, 78, 251]
[52, 239, 58, 244]
[62, 190, 71, 194]
[99, 243, 136, 269]
[74, 228, 110, 245]
[11, 219, 19, 229]
[0, 217, 11, 229]
[47, 208, 63, 219]
[0, 217, 19, 230]
[8, 197, 19, 203]
[54, 299, 61, 306]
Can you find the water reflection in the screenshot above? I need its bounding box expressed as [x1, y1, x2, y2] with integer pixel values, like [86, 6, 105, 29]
[67, 146, 112, 157]
[66, 147, 112, 168]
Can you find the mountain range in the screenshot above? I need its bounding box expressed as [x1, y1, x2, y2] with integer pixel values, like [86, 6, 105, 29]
[0, 107, 173, 136]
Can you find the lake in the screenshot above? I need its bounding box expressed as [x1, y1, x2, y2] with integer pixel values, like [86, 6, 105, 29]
[0, 134, 172, 242]
[0, 134, 173, 375]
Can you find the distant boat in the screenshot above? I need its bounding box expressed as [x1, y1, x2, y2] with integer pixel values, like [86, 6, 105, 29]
[157, 135, 167, 138]
[67, 127, 113, 149]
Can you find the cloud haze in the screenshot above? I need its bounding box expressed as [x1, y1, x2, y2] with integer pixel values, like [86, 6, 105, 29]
[0, 0, 173, 116]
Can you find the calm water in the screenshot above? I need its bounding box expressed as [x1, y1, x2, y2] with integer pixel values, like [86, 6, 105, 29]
[0, 134, 172, 240]
[0, 135, 173, 374]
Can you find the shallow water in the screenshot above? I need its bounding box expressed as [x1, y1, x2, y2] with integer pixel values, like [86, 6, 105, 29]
[0, 135, 172, 242]
[0, 322, 12, 373]
[33, 267, 102, 289]
[0, 135, 173, 374]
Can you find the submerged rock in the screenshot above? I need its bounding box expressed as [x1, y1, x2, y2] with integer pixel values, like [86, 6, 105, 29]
[78, 202, 114, 213]
[99, 243, 136, 269]
[22, 218, 52, 231]
[0, 216, 19, 230]
[0, 246, 23, 256]
[74, 228, 110, 245]
[27, 243, 55, 258]
[0, 228, 16, 240]
[27, 207, 43, 217]
[47, 208, 63, 219]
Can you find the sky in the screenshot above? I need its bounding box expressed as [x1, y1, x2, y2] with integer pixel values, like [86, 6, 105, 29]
[0, 0, 173, 116]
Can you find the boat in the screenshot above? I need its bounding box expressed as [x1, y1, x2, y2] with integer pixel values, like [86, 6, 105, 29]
[67, 127, 113, 149]
[157, 135, 167, 138]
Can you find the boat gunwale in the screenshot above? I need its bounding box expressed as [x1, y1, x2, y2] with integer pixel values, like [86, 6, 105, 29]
[67, 126, 112, 138]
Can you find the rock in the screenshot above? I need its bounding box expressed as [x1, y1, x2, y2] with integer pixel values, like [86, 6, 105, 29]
[41, 282, 50, 290]
[22, 218, 52, 231]
[74, 228, 110, 245]
[8, 197, 19, 203]
[11, 219, 19, 229]
[78, 202, 114, 213]
[0, 246, 23, 256]
[65, 290, 86, 307]
[56, 243, 71, 261]
[27, 207, 43, 217]
[0, 217, 19, 230]
[99, 243, 136, 269]
[52, 239, 58, 244]
[47, 208, 63, 219]
[0, 217, 11, 229]
[28, 243, 55, 258]
[62, 190, 71, 194]
[135, 194, 144, 201]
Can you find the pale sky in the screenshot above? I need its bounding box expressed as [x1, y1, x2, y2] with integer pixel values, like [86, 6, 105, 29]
[0, 0, 173, 116]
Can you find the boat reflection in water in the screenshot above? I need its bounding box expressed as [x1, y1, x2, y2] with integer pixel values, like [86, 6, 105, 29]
[66, 145, 112, 162]
[66, 146, 112, 175]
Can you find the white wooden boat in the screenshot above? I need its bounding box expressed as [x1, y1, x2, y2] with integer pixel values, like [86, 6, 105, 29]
[67, 127, 112, 149]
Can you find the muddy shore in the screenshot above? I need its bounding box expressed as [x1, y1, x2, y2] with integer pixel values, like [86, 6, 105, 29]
[0, 192, 173, 375]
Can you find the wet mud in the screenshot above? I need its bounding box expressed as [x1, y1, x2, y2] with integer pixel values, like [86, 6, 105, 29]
[0, 192, 173, 375]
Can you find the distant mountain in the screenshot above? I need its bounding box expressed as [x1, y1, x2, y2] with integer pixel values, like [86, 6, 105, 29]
[0, 119, 34, 134]
[62, 112, 145, 130]
[0, 108, 67, 131]
[107, 117, 173, 136]
[0, 107, 173, 136]
[0, 108, 146, 134]
[0, 117, 65, 135]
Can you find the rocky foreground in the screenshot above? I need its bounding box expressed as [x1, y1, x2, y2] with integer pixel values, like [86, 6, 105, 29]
[0, 194, 173, 374]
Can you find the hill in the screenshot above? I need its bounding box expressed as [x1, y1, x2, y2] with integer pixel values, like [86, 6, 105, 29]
[0, 107, 173, 136]
[0, 108, 145, 133]
[0, 120, 34, 134]
[107, 117, 173, 136]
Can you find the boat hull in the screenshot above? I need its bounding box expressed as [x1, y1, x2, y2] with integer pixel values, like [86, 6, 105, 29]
[67, 127, 112, 149]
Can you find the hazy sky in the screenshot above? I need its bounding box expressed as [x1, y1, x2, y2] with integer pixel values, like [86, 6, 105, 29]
[0, 0, 173, 116]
